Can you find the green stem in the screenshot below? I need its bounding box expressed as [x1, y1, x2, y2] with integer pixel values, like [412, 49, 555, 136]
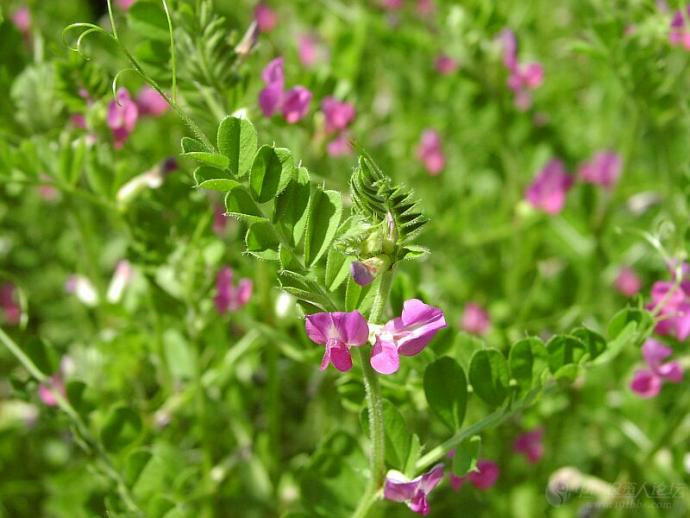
[353, 271, 393, 518]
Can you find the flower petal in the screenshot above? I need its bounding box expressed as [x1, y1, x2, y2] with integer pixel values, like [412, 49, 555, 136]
[396, 299, 447, 356]
[384, 470, 419, 502]
[305, 313, 333, 345]
[370, 338, 400, 375]
[331, 311, 369, 346]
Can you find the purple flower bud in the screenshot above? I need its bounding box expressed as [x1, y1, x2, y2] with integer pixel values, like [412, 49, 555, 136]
[282, 86, 312, 124]
[351, 261, 375, 286]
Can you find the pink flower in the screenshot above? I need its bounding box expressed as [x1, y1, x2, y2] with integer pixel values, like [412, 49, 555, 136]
[381, 0, 404, 9]
[11, 7, 31, 33]
[578, 151, 622, 189]
[646, 280, 690, 341]
[254, 3, 277, 33]
[500, 29, 543, 110]
[525, 159, 573, 214]
[261, 57, 285, 86]
[327, 133, 352, 156]
[259, 82, 284, 117]
[384, 464, 444, 515]
[370, 299, 447, 374]
[450, 459, 500, 491]
[38, 374, 66, 407]
[461, 303, 490, 335]
[322, 97, 356, 133]
[282, 86, 312, 124]
[212, 204, 228, 235]
[435, 54, 459, 75]
[500, 29, 518, 70]
[214, 267, 252, 313]
[416, 130, 445, 175]
[513, 428, 544, 463]
[630, 339, 683, 398]
[305, 311, 370, 372]
[70, 114, 87, 130]
[298, 34, 320, 67]
[107, 88, 139, 149]
[136, 86, 169, 116]
[669, 7, 690, 50]
[416, 0, 435, 16]
[615, 267, 641, 297]
[116, 0, 137, 9]
[0, 283, 21, 326]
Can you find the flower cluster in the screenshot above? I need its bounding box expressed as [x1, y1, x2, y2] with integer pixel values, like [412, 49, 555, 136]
[500, 29, 544, 110]
[214, 267, 253, 314]
[513, 427, 545, 463]
[450, 459, 500, 491]
[416, 129, 445, 175]
[305, 299, 446, 374]
[321, 97, 356, 156]
[107, 87, 169, 148]
[630, 339, 683, 398]
[647, 266, 690, 341]
[258, 58, 311, 124]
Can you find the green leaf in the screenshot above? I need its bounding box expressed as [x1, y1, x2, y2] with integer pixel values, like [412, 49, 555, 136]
[279, 245, 303, 272]
[278, 270, 336, 312]
[24, 338, 56, 376]
[182, 151, 229, 170]
[193, 166, 239, 192]
[452, 435, 481, 476]
[124, 449, 153, 487]
[163, 329, 196, 381]
[571, 328, 607, 361]
[423, 357, 467, 430]
[224, 186, 268, 224]
[546, 335, 587, 375]
[245, 222, 279, 260]
[304, 189, 343, 266]
[180, 136, 207, 153]
[403, 434, 421, 477]
[128, 1, 170, 41]
[100, 405, 142, 452]
[508, 337, 547, 395]
[595, 308, 652, 364]
[382, 400, 412, 470]
[249, 146, 295, 202]
[469, 349, 509, 407]
[273, 166, 311, 246]
[324, 248, 352, 292]
[217, 116, 257, 176]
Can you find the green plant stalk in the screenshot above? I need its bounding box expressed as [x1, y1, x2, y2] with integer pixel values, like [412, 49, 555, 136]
[353, 271, 393, 518]
[0, 327, 143, 515]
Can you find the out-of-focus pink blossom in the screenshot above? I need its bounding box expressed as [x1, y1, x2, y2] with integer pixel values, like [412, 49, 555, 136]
[136, 86, 169, 116]
[416, 130, 445, 175]
[450, 460, 500, 491]
[381, 0, 404, 9]
[435, 54, 459, 75]
[116, 0, 137, 9]
[461, 302, 490, 335]
[38, 374, 66, 407]
[261, 57, 284, 86]
[0, 283, 21, 326]
[525, 159, 573, 214]
[70, 114, 87, 130]
[630, 339, 683, 398]
[107, 88, 139, 149]
[282, 86, 312, 124]
[513, 428, 544, 463]
[298, 34, 320, 67]
[214, 267, 252, 314]
[254, 3, 278, 33]
[11, 7, 31, 33]
[213, 204, 228, 235]
[327, 133, 352, 156]
[615, 267, 641, 297]
[669, 7, 690, 50]
[416, 0, 435, 16]
[258, 57, 311, 123]
[578, 151, 622, 189]
[500, 29, 543, 110]
[322, 97, 356, 133]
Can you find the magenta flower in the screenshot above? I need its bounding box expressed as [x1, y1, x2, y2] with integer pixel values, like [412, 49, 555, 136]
[11, 7, 31, 33]
[525, 159, 573, 214]
[322, 97, 356, 133]
[435, 54, 459, 75]
[578, 151, 622, 189]
[282, 86, 312, 124]
[214, 267, 252, 313]
[254, 3, 278, 33]
[0, 283, 21, 326]
[107, 88, 139, 149]
[384, 464, 444, 516]
[136, 86, 169, 116]
[259, 83, 284, 117]
[450, 459, 500, 491]
[647, 280, 690, 341]
[630, 339, 683, 398]
[615, 267, 641, 297]
[500, 29, 518, 70]
[327, 133, 352, 157]
[416, 0, 435, 16]
[38, 374, 66, 407]
[513, 428, 544, 463]
[298, 34, 320, 67]
[500, 29, 543, 110]
[305, 311, 369, 372]
[461, 302, 490, 335]
[261, 57, 285, 86]
[416, 130, 445, 175]
[669, 7, 690, 50]
[370, 299, 447, 375]
[116, 0, 137, 9]
[212, 203, 228, 235]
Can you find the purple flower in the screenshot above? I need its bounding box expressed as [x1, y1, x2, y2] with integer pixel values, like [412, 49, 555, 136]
[525, 159, 573, 214]
[450, 459, 500, 491]
[0, 282, 21, 326]
[322, 97, 356, 133]
[435, 54, 458, 75]
[298, 34, 320, 67]
[254, 3, 277, 33]
[461, 302, 490, 335]
[11, 7, 31, 33]
[305, 311, 369, 372]
[500, 29, 543, 110]
[384, 464, 444, 516]
[136, 86, 169, 116]
[107, 88, 139, 149]
[670, 7, 690, 50]
[631, 339, 683, 398]
[500, 29, 518, 70]
[282, 86, 312, 124]
[416, 130, 445, 175]
[370, 299, 447, 374]
[261, 57, 285, 87]
[327, 133, 352, 157]
[615, 267, 641, 297]
[647, 281, 690, 341]
[578, 151, 622, 189]
[259, 82, 284, 117]
[38, 374, 66, 407]
[513, 428, 544, 463]
[214, 267, 252, 313]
